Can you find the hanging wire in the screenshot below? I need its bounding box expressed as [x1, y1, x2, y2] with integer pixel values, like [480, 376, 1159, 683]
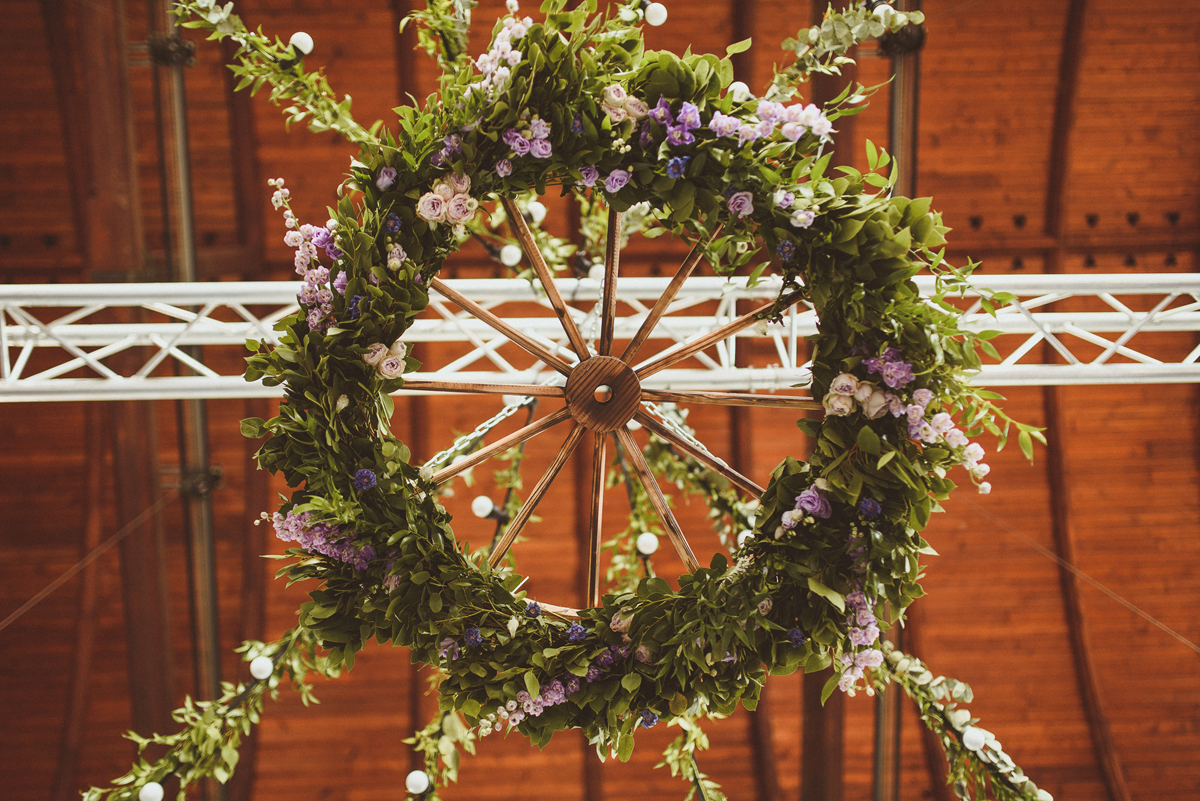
[962, 496, 1200, 657]
[0, 489, 179, 634]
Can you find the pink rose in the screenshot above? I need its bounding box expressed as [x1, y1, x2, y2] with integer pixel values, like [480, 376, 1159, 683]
[448, 172, 471, 194]
[445, 193, 477, 224]
[624, 97, 649, 120]
[829, 372, 859, 395]
[416, 192, 446, 222]
[433, 182, 454, 200]
[363, 342, 388, 366]
[602, 102, 627, 123]
[823, 391, 854, 416]
[853, 381, 874, 404]
[602, 84, 627, 107]
[377, 355, 405, 379]
[610, 608, 633, 634]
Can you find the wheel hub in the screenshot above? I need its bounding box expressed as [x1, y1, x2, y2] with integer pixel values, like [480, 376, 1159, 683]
[565, 355, 641, 433]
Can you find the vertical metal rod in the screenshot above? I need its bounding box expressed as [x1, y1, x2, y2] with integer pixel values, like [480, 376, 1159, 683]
[875, 3, 922, 798]
[156, 3, 223, 798]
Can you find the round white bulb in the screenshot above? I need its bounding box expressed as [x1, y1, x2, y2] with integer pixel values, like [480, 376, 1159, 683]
[961, 726, 986, 752]
[471, 495, 495, 519]
[587, 263, 605, 282]
[525, 201, 547, 225]
[636, 532, 660, 555]
[644, 2, 668, 26]
[288, 31, 314, 56]
[138, 783, 165, 801]
[405, 770, 431, 795]
[737, 530, 754, 547]
[728, 81, 753, 103]
[499, 244, 522, 267]
[249, 655, 273, 680]
[872, 3, 894, 19]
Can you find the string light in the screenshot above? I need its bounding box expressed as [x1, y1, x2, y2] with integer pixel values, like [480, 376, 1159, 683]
[250, 656, 274, 680]
[288, 32, 314, 55]
[138, 783, 165, 801]
[405, 770, 431, 795]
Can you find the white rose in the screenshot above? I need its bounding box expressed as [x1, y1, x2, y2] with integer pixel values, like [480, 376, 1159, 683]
[829, 372, 859, 395]
[823, 391, 855, 416]
[433, 182, 454, 200]
[624, 97, 649, 120]
[853, 381, 874, 404]
[377, 355, 405, 379]
[602, 102, 628, 123]
[389, 339, 408, 359]
[448, 173, 471, 194]
[863, 389, 889, 420]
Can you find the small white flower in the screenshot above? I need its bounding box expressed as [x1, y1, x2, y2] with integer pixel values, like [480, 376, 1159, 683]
[978, 481, 992, 495]
[507, 616, 520, 637]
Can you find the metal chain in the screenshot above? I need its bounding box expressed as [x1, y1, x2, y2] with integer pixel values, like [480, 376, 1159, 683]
[422, 395, 538, 470]
[639, 400, 731, 469]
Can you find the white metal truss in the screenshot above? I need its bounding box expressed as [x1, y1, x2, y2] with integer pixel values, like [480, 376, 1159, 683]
[2, 273, 1199, 402]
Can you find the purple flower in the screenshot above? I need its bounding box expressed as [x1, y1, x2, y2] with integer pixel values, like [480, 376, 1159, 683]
[666, 125, 695, 146]
[786, 628, 807, 647]
[325, 243, 343, 260]
[638, 121, 654, 149]
[795, 487, 831, 519]
[570, 113, 584, 134]
[777, 240, 796, 262]
[677, 101, 701, 130]
[649, 97, 674, 125]
[567, 622, 587, 642]
[529, 138, 553, 158]
[311, 228, 332, 248]
[858, 497, 881, 518]
[332, 271, 348, 295]
[348, 294, 366, 320]
[585, 665, 601, 682]
[384, 213, 401, 233]
[526, 601, 542, 618]
[639, 710, 659, 728]
[597, 650, 614, 668]
[709, 111, 740, 137]
[352, 469, 377, 491]
[881, 360, 914, 389]
[529, 118, 550, 139]
[604, 169, 630, 194]
[443, 133, 463, 153]
[465, 627, 483, 647]
[564, 676, 581, 695]
[666, 155, 690, 179]
[727, 191, 754, 218]
[738, 124, 761, 146]
[509, 134, 531, 156]
[790, 209, 816, 229]
[913, 388, 934, 407]
[579, 165, 599, 187]
[429, 150, 446, 167]
[439, 637, 460, 661]
[375, 167, 397, 190]
[502, 128, 523, 148]
[495, 158, 513, 177]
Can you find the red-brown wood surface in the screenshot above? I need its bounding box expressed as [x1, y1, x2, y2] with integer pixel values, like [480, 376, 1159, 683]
[2, 0, 1200, 799]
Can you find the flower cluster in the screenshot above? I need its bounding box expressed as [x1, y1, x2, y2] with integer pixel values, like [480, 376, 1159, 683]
[600, 84, 650, 124]
[473, 3, 532, 98]
[838, 590, 884, 694]
[270, 178, 344, 332]
[416, 173, 478, 227]
[775, 482, 833, 538]
[500, 114, 553, 163]
[362, 338, 408, 380]
[477, 674, 583, 737]
[272, 509, 374, 571]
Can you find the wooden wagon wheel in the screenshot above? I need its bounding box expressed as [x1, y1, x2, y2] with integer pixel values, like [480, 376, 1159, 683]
[406, 198, 822, 612]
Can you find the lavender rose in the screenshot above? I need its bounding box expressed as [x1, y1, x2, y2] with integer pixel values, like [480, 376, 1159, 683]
[495, 159, 513, 177]
[416, 192, 447, 223]
[604, 169, 630, 194]
[579, 165, 599, 187]
[727, 191, 754, 218]
[375, 167, 397, 190]
[795, 487, 832, 519]
[377, 355, 405, 379]
[529, 138, 553, 159]
[448, 172, 471, 194]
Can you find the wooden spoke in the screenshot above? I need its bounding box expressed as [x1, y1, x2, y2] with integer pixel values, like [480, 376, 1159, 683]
[431, 407, 572, 484]
[501, 197, 591, 359]
[642, 389, 823, 411]
[489, 423, 587, 568]
[587, 433, 607, 608]
[635, 411, 764, 498]
[615, 426, 700, 572]
[620, 224, 722, 365]
[635, 291, 804, 380]
[399, 379, 564, 398]
[431, 277, 574, 375]
[599, 211, 622, 356]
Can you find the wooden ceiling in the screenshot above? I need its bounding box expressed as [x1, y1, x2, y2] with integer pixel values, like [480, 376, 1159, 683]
[1, 1, 1198, 800]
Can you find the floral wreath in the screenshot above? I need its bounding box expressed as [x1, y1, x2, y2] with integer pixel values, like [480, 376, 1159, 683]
[87, 2, 1050, 800]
